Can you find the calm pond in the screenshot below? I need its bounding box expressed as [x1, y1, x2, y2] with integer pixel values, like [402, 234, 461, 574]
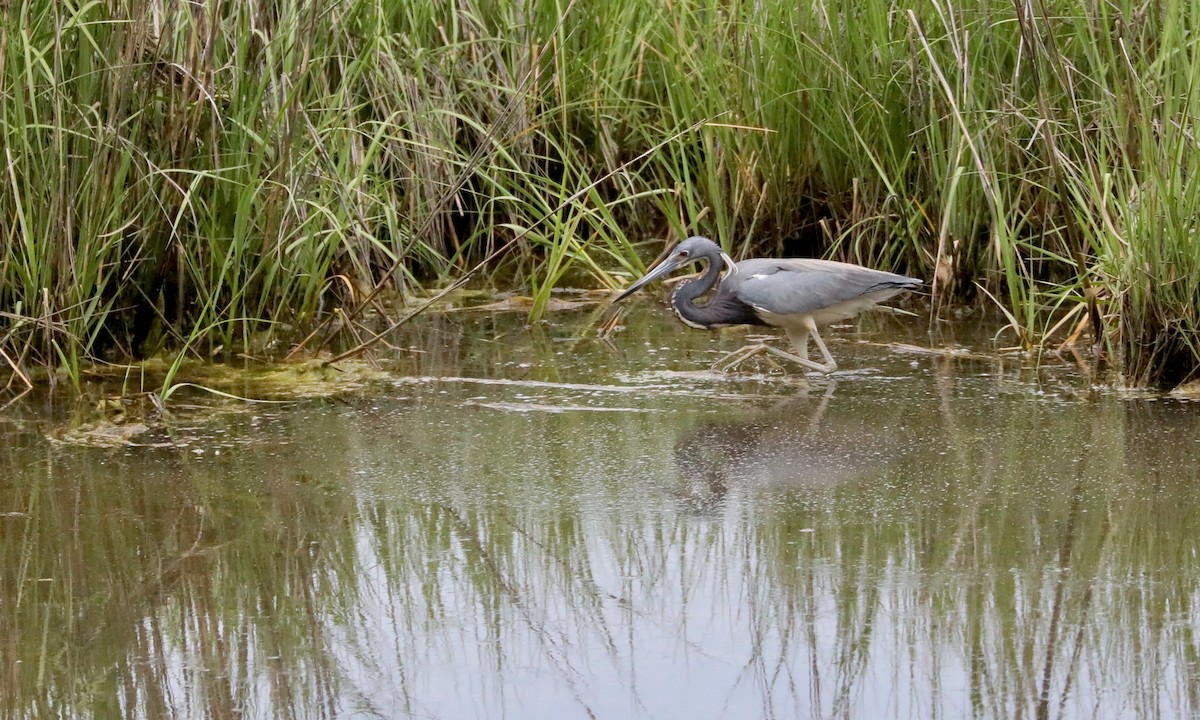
[3, 301, 1200, 719]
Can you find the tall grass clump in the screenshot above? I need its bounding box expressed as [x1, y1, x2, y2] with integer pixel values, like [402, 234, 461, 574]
[0, 0, 669, 383]
[3, 0, 1200, 387]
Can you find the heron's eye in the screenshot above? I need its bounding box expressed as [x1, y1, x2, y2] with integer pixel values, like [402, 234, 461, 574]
[678, 250, 689, 258]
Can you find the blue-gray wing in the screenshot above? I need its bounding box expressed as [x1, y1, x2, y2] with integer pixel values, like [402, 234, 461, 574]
[727, 258, 920, 317]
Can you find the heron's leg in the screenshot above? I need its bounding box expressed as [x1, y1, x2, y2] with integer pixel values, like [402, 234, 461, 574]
[782, 326, 808, 359]
[775, 321, 836, 374]
[803, 317, 838, 373]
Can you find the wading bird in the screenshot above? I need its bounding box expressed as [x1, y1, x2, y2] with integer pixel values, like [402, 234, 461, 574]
[612, 236, 921, 373]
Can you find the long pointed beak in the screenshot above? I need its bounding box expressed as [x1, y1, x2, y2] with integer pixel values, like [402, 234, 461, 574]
[613, 254, 688, 303]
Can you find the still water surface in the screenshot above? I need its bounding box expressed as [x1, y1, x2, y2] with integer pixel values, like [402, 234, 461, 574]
[3, 303, 1200, 719]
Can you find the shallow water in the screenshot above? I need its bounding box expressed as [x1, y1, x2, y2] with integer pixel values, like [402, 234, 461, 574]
[3, 302, 1200, 719]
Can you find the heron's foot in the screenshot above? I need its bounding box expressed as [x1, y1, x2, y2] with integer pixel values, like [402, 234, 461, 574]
[712, 343, 836, 374]
[712, 343, 770, 373]
[710, 345, 835, 374]
[761, 345, 837, 374]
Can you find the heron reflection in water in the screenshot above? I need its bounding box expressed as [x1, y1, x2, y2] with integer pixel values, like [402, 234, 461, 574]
[669, 387, 912, 512]
[613, 236, 921, 373]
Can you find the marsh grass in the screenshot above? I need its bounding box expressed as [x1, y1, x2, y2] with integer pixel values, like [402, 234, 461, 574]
[3, 0, 1200, 387]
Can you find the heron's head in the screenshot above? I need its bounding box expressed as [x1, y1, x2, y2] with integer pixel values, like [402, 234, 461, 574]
[613, 236, 736, 303]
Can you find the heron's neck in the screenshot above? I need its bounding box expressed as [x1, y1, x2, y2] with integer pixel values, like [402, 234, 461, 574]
[670, 260, 724, 329]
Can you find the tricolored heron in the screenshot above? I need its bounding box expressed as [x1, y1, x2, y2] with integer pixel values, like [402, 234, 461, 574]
[612, 236, 921, 373]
